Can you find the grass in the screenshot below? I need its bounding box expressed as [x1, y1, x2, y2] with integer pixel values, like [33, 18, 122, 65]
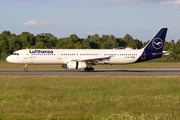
[0, 75, 180, 119]
[0, 62, 180, 69]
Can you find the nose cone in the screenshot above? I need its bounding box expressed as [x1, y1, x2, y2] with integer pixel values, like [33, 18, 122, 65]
[6, 56, 10, 62]
[6, 56, 13, 63]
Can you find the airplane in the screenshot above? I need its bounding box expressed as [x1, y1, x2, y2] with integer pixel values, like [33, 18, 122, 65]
[6, 28, 170, 72]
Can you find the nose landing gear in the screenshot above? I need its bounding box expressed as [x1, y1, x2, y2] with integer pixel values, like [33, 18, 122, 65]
[24, 64, 27, 72]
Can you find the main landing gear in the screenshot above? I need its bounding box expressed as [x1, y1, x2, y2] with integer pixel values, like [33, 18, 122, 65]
[84, 67, 94, 72]
[24, 64, 27, 72]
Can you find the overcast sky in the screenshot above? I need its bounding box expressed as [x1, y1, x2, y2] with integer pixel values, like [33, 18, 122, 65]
[0, 0, 180, 42]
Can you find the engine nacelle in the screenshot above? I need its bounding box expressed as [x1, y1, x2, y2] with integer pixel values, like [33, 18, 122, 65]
[67, 61, 86, 69]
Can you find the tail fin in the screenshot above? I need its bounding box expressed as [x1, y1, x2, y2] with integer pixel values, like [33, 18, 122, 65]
[144, 28, 167, 52]
[135, 28, 168, 63]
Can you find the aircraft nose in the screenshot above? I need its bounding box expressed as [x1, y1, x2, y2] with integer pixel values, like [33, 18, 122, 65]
[6, 56, 10, 62]
[6, 56, 12, 63]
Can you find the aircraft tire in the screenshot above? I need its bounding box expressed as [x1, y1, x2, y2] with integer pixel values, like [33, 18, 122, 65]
[84, 67, 94, 72]
[90, 68, 94, 72]
[24, 68, 27, 72]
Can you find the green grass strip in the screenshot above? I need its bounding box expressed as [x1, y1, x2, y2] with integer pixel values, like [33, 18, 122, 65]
[0, 75, 180, 119]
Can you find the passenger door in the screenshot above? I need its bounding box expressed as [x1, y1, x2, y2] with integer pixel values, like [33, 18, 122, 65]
[57, 51, 62, 59]
[23, 50, 28, 59]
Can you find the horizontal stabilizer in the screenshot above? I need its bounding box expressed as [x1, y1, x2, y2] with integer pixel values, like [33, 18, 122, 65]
[152, 51, 171, 56]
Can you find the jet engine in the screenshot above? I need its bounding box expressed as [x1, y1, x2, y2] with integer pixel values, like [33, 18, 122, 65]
[66, 61, 86, 69]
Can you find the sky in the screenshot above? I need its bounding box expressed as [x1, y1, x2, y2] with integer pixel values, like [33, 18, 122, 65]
[0, 0, 180, 42]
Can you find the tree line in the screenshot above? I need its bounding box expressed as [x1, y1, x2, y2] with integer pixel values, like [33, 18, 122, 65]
[0, 30, 180, 60]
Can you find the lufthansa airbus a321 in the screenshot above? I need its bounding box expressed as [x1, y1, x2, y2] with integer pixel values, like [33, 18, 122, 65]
[6, 28, 170, 72]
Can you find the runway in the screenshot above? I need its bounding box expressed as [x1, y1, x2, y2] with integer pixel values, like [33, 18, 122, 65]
[0, 68, 180, 76]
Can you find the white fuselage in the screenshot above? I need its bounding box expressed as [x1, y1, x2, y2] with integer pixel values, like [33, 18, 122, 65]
[6, 49, 144, 65]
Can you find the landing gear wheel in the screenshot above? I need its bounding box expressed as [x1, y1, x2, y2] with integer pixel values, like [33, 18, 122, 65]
[90, 67, 94, 72]
[24, 68, 27, 72]
[84, 67, 94, 72]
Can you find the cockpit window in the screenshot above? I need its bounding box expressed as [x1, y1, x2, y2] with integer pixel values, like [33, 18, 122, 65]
[12, 53, 19, 56]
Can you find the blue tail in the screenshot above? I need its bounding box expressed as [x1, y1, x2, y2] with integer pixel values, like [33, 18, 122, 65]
[136, 28, 168, 63]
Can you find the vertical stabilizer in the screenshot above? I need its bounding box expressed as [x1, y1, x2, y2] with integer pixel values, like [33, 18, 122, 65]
[144, 28, 167, 53]
[135, 28, 168, 63]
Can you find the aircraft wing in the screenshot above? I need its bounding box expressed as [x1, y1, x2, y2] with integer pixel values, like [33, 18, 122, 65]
[78, 56, 111, 62]
[64, 56, 112, 65]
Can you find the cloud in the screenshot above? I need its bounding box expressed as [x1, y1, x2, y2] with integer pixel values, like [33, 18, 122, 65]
[161, 0, 180, 5]
[93, 25, 102, 28]
[22, 20, 63, 27]
[0, 21, 7, 25]
[108, 26, 120, 29]
[22, 20, 38, 26]
[88, 32, 95, 35]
